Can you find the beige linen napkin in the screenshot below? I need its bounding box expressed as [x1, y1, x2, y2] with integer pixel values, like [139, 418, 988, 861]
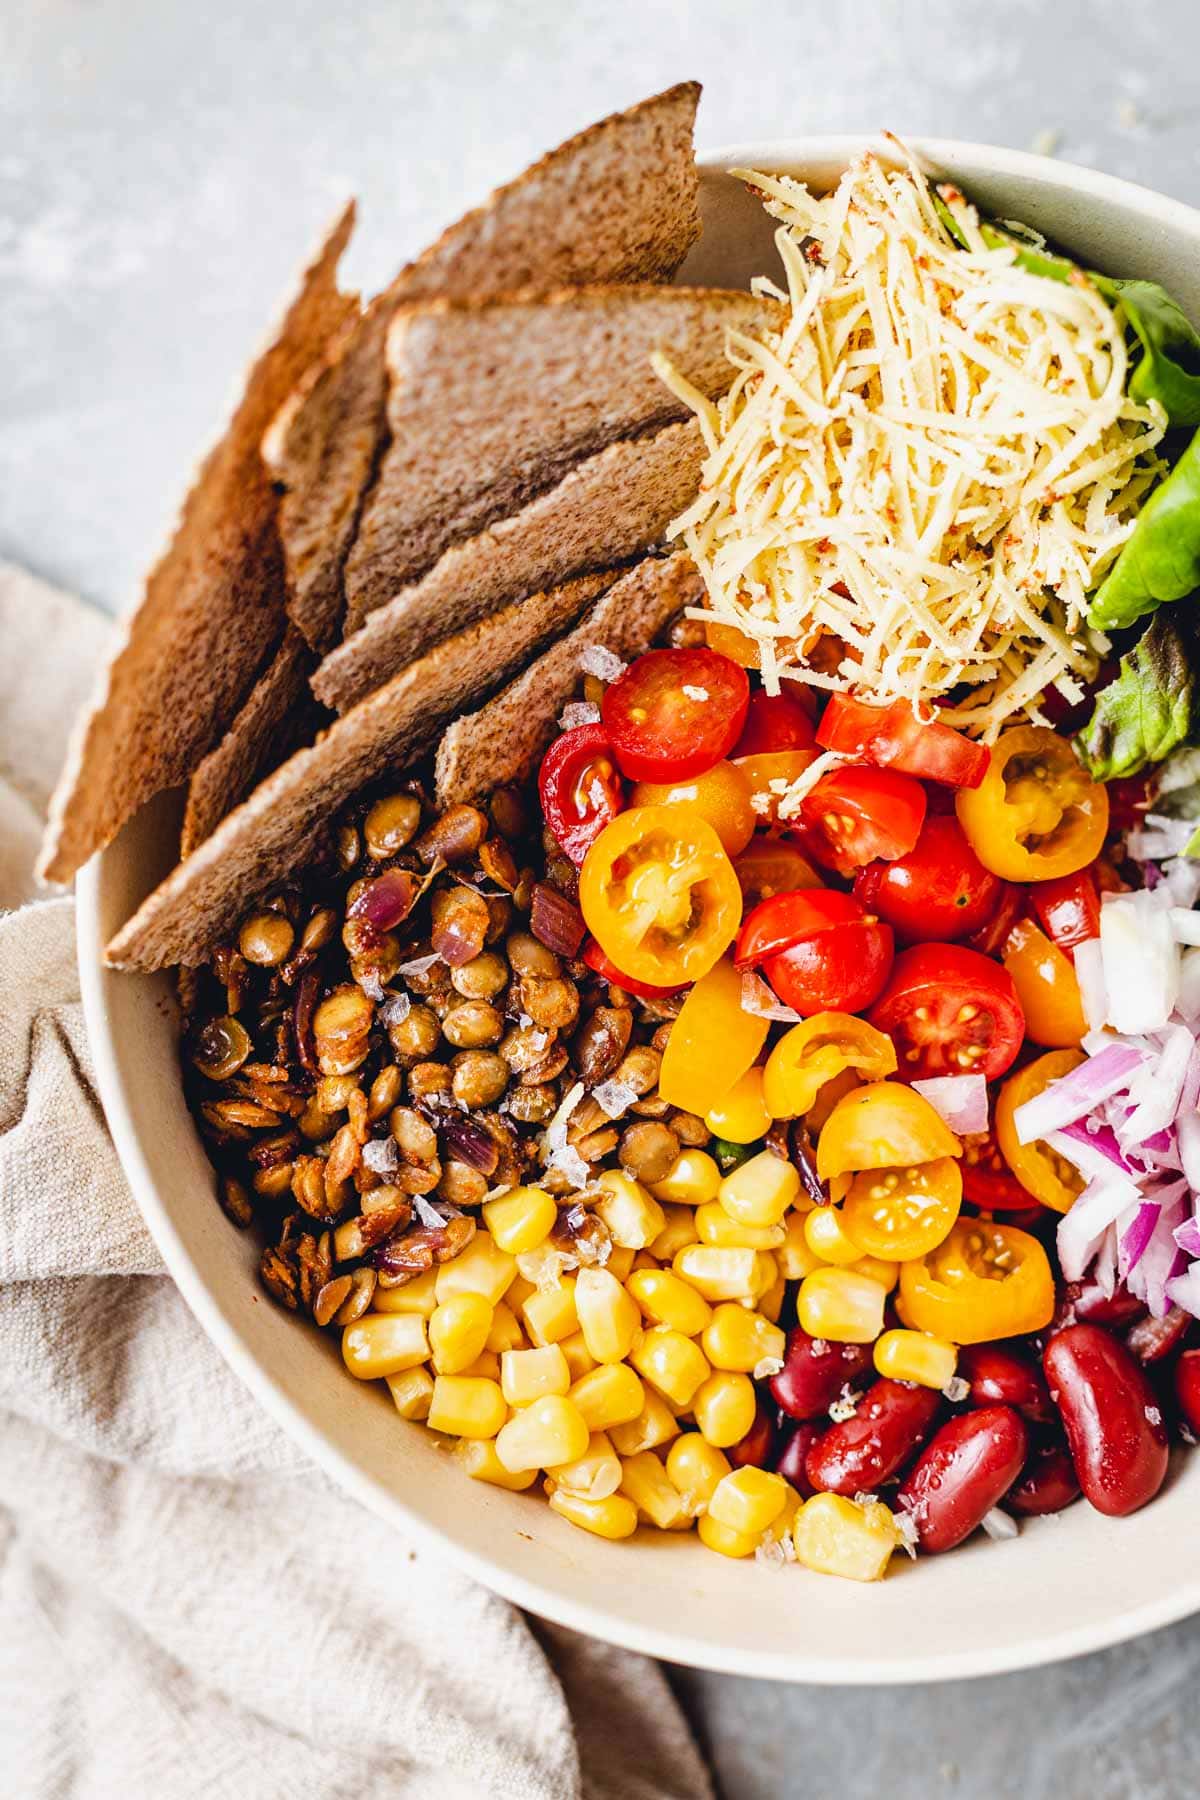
[0, 562, 713, 1800]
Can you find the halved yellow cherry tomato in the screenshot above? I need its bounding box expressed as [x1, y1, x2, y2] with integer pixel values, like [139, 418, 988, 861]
[763, 1014, 896, 1121]
[731, 750, 818, 826]
[994, 1049, 1086, 1214]
[632, 761, 756, 857]
[898, 1219, 1055, 1342]
[705, 1066, 772, 1144]
[807, 1067, 862, 1134]
[579, 805, 742, 989]
[956, 726, 1108, 882]
[816, 1082, 962, 1182]
[659, 956, 769, 1117]
[1002, 919, 1086, 1047]
[842, 1157, 962, 1261]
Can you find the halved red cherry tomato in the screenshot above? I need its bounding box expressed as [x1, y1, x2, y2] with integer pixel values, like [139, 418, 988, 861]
[963, 881, 1026, 957]
[734, 688, 818, 756]
[601, 648, 749, 782]
[797, 766, 926, 876]
[956, 726, 1109, 882]
[960, 1127, 1034, 1212]
[736, 889, 894, 1017]
[581, 939, 685, 999]
[732, 839, 824, 911]
[1002, 919, 1086, 1047]
[631, 760, 757, 856]
[579, 805, 742, 988]
[868, 943, 1025, 1081]
[1031, 866, 1100, 957]
[853, 816, 1002, 943]
[816, 694, 990, 788]
[538, 723, 625, 864]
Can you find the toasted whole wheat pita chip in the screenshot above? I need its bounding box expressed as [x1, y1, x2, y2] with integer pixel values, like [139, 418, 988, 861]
[264, 82, 701, 654]
[38, 205, 359, 887]
[343, 284, 779, 628]
[313, 419, 705, 712]
[434, 551, 706, 807]
[105, 570, 617, 970]
[180, 627, 321, 859]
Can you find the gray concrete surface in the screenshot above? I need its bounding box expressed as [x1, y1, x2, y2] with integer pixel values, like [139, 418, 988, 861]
[4, 2, 1199, 1795]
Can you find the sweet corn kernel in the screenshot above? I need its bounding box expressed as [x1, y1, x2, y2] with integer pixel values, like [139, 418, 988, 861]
[521, 1277, 579, 1346]
[648, 1203, 700, 1261]
[694, 1201, 786, 1251]
[607, 1245, 637, 1281]
[797, 1267, 888, 1344]
[672, 1244, 769, 1302]
[547, 1430, 622, 1499]
[429, 1292, 494, 1375]
[697, 1513, 758, 1558]
[627, 1267, 713, 1337]
[693, 1371, 757, 1448]
[575, 1267, 641, 1364]
[610, 1389, 680, 1456]
[852, 1254, 900, 1293]
[547, 1486, 638, 1540]
[500, 1344, 570, 1406]
[462, 1349, 502, 1380]
[630, 1326, 710, 1409]
[651, 1149, 722, 1206]
[482, 1184, 558, 1254]
[371, 1267, 440, 1315]
[701, 1304, 786, 1374]
[665, 1432, 731, 1510]
[455, 1437, 538, 1490]
[874, 1328, 958, 1389]
[619, 1450, 692, 1529]
[427, 1375, 508, 1439]
[593, 1171, 666, 1248]
[342, 1313, 430, 1380]
[570, 1362, 646, 1431]
[506, 1272, 537, 1312]
[758, 1275, 786, 1323]
[750, 1250, 779, 1298]
[385, 1365, 434, 1420]
[718, 1151, 801, 1228]
[435, 1233, 516, 1306]
[495, 1394, 590, 1473]
[792, 1492, 899, 1582]
[708, 1467, 787, 1536]
[760, 1479, 803, 1546]
[705, 1066, 771, 1145]
[776, 1213, 826, 1280]
[558, 1329, 598, 1381]
[631, 1249, 660, 1272]
[804, 1206, 863, 1266]
[485, 1300, 525, 1354]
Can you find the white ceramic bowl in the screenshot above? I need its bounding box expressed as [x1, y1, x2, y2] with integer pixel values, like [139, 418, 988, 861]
[78, 138, 1200, 1683]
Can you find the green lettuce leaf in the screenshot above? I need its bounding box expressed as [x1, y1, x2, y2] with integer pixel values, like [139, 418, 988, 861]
[1074, 610, 1197, 781]
[1088, 428, 1200, 631]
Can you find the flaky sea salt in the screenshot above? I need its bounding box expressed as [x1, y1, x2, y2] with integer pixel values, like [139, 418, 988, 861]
[379, 991, 412, 1026]
[828, 1385, 862, 1422]
[579, 643, 627, 682]
[593, 1078, 638, 1120]
[558, 700, 601, 730]
[981, 1508, 1019, 1542]
[362, 1137, 400, 1175]
[942, 1376, 971, 1403]
[753, 1356, 784, 1381]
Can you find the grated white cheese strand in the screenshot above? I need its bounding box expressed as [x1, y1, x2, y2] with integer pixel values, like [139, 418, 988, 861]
[658, 149, 1167, 735]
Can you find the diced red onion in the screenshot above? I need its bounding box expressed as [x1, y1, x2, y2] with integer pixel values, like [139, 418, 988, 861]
[1171, 908, 1200, 946]
[1120, 1200, 1161, 1274]
[1124, 1185, 1189, 1317]
[1165, 859, 1200, 910]
[1127, 815, 1197, 861]
[912, 1074, 988, 1136]
[1047, 1121, 1132, 1184]
[347, 868, 421, 932]
[1173, 1215, 1200, 1259]
[741, 971, 803, 1023]
[530, 883, 586, 958]
[1057, 1173, 1141, 1283]
[1013, 1044, 1147, 1145]
[1166, 1260, 1200, 1317]
[1072, 938, 1108, 1033]
[1179, 1109, 1200, 1191]
[1178, 950, 1200, 1024]
[1122, 1022, 1192, 1142]
[1100, 892, 1179, 1033]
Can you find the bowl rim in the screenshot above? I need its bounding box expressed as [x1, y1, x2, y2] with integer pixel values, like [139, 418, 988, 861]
[77, 133, 1200, 1685]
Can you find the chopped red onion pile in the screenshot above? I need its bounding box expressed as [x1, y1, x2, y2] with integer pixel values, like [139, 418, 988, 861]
[1013, 881, 1200, 1320]
[912, 1074, 988, 1136]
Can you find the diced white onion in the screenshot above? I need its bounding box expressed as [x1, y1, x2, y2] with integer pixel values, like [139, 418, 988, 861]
[1100, 893, 1180, 1035]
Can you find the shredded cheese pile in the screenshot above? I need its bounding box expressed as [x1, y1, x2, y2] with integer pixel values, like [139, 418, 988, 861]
[657, 146, 1168, 737]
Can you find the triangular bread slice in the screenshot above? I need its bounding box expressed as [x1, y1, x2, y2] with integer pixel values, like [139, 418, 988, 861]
[313, 419, 704, 712]
[180, 627, 321, 859]
[38, 204, 359, 886]
[105, 570, 617, 970]
[342, 284, 778, 627]
[435, 550, 705, 806]
[263, 81, 701, 654]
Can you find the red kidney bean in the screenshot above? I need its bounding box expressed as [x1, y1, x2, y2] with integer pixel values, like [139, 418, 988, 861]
[1125, 1306, 1192, 1366]
[1055, 1279, 1147, 1331]
[728, 1401, 777, 1470]
[773, 1421, 820, 1498]
[956, 1344, 1055, 1423]
[896, 1406, 1027, 1552]
[1175, 1349, 1200, 1438]
[804, 1379, 942, 1497]
[769, 1329, 874, 1421]
[1043, 1325, 1169, 1517]
[1006, 1440, 1080, 1516]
